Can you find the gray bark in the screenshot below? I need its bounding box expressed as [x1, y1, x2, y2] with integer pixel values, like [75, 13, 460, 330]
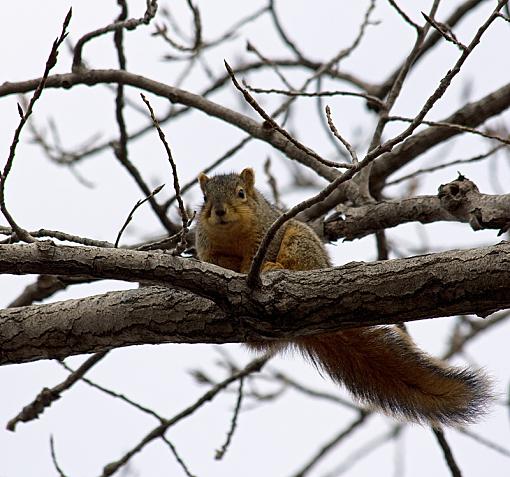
[324, 177, 510, 240]
[1, 241, 509, 365]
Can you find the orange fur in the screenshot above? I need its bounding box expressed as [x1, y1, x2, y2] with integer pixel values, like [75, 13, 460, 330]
[195, 169, 492, 425]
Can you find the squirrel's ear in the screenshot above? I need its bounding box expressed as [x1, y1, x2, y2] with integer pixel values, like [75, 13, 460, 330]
[240, 168, 255, 192]
[198, 172, 209, 193]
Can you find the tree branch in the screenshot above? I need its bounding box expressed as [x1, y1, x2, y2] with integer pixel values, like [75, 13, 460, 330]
[372, 81, 510, 189]
[324, 177, 510, 240]
[0, 69, 338, 181]
[1, 241, 510, 365]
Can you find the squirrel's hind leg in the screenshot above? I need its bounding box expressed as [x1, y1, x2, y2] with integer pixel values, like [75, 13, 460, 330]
[262, 261, 285, 271]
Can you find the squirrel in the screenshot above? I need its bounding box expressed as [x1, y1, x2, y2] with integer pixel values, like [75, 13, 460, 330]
[195, 168, 492, 426]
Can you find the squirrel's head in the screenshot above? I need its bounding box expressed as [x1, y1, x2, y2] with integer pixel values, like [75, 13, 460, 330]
[198, 168, 256, 229]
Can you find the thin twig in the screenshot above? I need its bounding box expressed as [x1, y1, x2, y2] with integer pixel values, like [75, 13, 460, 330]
[497, 11, 510, 22]
[268, 0, 306, 61]
[246, 41, 294, 90]
[388, 115, 510, 146]
[163, 136, 251, 211]
[245, 82, 385, 109]
[100, 355, 270, 477]
[290, 412, 368, 477]
[271, 371, 360, 410]
[263, 157, 283, 208]
[325, 105, 359, 163]
[72, 0, 157, 71]
[161, 436, 197, 477]
[215, 376, 244, 460]
[50, 435, 68, 477]
[154, 0, 201, 53]
[422, 12, 468, 51]
[6, 350, 109, 432]
[140, 93, 191, 254]
[225, 61, 354, 170]
[58, 360, 164, 422]
[386, 144, 506, 186]
[376, 0, 488, 99]
[114, 184, 164, 248]
[443, 310, 510, 360]
[432, 428, 463, 477]
[0, 8, 72, 244]
[314, 77, 350, 160]
[387, 0, 421, 33]
[136, 229, 190, 252]
[321, 425, 401, 477]
[456, 428, 510, 458]
[360, 0, 507, 174]
[358, 0, 439, 202]
[0, 226, 114, 247]
[157, 4, 269, 58]
[187, 0, 202, 50]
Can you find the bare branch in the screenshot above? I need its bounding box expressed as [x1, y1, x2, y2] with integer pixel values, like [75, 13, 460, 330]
[387, 1, 421, 33]
[289, 412, 368, 477]
[115, 184, 165, 248]
[50, 435, 68, 477]
[7, 350, 109, 431]
[268, 0, 306, 61]
[263, 157, 283, 208]
[58, 359, 164, 421]
[244, 82, 385, 109]
[245, 41, 294, 90]
[321, 426, 401, 477]
[0, 8, 72, 244]
[387, 116, 510, 146]
[324, 177, 510, 241]
[224, 60, 354, 170]
[456, 427, 510, 458]
[2, 242, 510, 364]
[0, 226, 113, 247]
[422, 12, 468, 51]
[432, 428, 462, 477]
[325, 105, 358, 163]
[100, 355, 269, 477]
[140, 94, 191, 253]
[386, 144, 506, 186]
[215, 376, 244, 460]
[161, 436, 196, 477]
[72, 0, 157, 71]
[372, 81, 510, 188]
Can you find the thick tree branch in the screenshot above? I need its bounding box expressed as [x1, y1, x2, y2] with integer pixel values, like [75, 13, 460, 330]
[1, 241, 509, 365]
[324, 177, 510, 240]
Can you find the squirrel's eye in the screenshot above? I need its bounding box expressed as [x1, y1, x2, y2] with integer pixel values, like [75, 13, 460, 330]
[203, 194, 208, 202]
[238, 189, 245, 199]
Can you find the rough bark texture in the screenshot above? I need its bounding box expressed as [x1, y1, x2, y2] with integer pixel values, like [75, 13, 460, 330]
[1, 241, 509, 365]
[324, 177, 510, 240]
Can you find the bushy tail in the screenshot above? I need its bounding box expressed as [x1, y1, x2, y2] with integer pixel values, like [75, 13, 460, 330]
[294, 326, 492, 426]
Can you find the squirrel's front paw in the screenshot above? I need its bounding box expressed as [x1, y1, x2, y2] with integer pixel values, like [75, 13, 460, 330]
[262, 261, 285, 272]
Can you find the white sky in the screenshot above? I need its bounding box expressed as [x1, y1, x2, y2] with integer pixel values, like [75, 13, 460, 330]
[1, 1, 510, 476]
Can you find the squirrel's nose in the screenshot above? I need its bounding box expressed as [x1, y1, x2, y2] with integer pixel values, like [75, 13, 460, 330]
[214, 208, 226, 217]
